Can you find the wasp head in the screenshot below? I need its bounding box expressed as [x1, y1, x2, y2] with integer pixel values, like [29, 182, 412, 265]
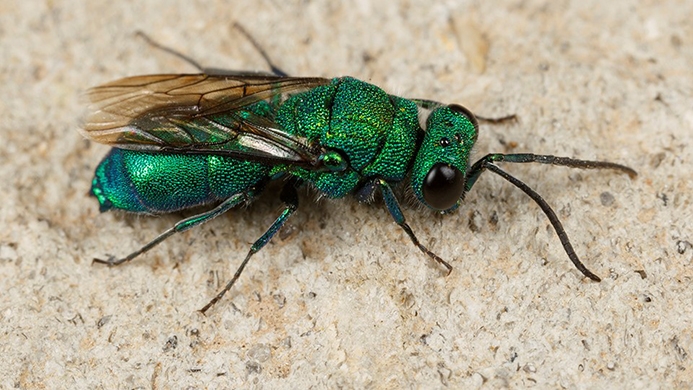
[411, 104, 478, 212]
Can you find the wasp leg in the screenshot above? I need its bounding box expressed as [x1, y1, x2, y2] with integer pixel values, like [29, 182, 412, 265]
[377, 179, 453, 275]
[200, 178, 301, 314]
[135, 31, 206, 72]
[354, 179, 378, 203]
[232, 22, 288, 77]
[93, 192, 251, 267]
[135, 23, 288, 77]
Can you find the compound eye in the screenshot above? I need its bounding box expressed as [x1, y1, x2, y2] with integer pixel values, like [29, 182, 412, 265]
[423, 163, 465, 210]
[448, 104, 478, 129]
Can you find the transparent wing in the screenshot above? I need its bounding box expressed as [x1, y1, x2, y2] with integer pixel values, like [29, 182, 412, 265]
[81, 74, 332, 165]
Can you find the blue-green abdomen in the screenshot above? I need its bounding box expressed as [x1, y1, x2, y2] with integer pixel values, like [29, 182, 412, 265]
[91, 148, 270, 213]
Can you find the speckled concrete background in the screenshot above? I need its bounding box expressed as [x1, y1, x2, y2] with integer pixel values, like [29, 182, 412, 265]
[1, 0, 692, 388]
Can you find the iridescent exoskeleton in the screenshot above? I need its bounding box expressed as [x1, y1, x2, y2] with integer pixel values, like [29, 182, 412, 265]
[82, 39, 636, 313]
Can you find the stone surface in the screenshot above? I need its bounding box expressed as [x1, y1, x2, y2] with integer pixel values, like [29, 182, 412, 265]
[1, 0, 691, 388]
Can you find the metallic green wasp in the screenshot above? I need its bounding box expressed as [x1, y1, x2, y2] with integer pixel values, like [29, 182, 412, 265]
[82, 34, 636, 313]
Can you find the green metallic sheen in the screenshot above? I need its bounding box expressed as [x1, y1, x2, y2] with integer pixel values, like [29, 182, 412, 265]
[411, 105, 478, 209]
[86, 67, 637, 312]
[275, 77, 423, 199]
[92, 77, 469, 212]
[92, 148, 271, 213]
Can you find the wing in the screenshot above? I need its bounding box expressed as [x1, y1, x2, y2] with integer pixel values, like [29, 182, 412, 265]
[81, 74, 332, 166]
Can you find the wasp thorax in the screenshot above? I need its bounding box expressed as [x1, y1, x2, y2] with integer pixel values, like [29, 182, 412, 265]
[320, 150, 348, 172]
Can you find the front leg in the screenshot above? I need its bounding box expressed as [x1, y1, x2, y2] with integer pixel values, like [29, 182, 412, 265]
[376, 179, 452, 274]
